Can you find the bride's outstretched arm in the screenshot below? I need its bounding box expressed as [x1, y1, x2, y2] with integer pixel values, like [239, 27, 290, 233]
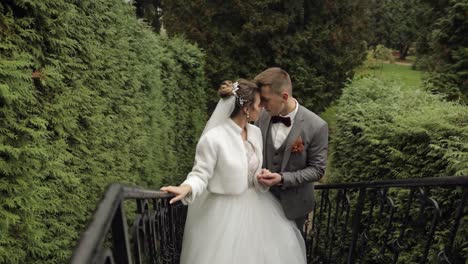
[161, 134, 217, 204]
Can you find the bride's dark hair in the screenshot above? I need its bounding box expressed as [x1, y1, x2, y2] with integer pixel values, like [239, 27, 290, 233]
[218, 79, 259, 117]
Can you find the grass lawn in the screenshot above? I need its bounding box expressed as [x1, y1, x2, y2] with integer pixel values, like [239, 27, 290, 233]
[357, 62, 424, 89]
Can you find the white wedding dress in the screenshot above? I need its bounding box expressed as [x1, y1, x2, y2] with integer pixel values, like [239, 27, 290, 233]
[180, 140, 306, 264]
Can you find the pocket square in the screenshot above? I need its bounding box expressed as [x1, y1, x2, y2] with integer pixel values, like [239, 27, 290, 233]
[291, 136, 304, 153]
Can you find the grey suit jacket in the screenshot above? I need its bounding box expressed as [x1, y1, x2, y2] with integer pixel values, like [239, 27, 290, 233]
[256, 105, 328, 219]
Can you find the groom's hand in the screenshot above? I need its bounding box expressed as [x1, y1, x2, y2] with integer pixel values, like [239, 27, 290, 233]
[258, 172, 282, 187]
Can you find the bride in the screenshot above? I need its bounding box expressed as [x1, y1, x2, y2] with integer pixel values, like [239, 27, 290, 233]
[161, 79, 306, 264]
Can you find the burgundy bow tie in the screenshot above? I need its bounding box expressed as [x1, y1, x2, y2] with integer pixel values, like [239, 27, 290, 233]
[271, 116, 291, 127]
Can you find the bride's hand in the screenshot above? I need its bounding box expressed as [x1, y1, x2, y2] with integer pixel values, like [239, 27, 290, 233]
[257, 168, 271, 179]
[160, 184, 192, 204]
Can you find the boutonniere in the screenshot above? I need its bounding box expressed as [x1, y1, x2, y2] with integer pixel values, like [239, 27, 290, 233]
[291, 136, 304, 153]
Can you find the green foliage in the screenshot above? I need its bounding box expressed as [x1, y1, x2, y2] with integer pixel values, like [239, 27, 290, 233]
[161, 0, 368, 113]
[133, 0, 162, 32]
[330, 77, 467, 183]
[367, 0, 429, 59]
[373, 45, 395, 63]
[154, 37, 207, 185]
[326, 76, 467, 262]
[0, 0, 206, 263]
[319, 103, 338, 183]
[416, 0, 468, 103]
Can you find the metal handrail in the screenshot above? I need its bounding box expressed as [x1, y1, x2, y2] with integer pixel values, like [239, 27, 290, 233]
[70, 184, 178, 264]
[310, 175, 468, 264]
[315, 175, 468, 189]
[71, 176, 468, 264]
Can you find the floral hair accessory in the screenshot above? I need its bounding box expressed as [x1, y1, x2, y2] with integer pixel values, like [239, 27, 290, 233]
[232, 82, 246, 106]
[232, 82, 239, 95]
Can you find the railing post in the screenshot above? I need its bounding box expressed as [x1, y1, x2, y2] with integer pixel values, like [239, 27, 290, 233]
[444, 187, 468, 260]
[347, 188, 366, 264]
[111, 201, 133, 264]
[312, 189, 327, 259]
[391, 188, 415, 263]
[421, 197, 440, 263]
[338, 190, 351, 263]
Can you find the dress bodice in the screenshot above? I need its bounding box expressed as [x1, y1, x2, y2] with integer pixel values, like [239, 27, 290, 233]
[244, 140, 260, 187]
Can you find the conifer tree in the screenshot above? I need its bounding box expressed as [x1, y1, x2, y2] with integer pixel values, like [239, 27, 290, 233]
[416, 0, 468, 102]
[161, 0, 369, 112]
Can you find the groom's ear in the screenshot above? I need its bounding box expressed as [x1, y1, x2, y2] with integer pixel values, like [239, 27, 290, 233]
[281, 91, 289, 101]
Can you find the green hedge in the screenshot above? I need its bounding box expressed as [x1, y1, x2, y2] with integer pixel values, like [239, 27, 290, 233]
[330, 77, 467, 183]
[0, 1, 206, 263]
[327, 77, 467, 262]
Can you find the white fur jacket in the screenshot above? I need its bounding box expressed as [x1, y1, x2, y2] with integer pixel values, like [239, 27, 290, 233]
[182, 119, 268, 204]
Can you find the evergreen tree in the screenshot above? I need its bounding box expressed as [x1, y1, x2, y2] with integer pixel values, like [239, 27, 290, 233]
[416, 0, 468, 102]
[161, 0, 369, 113]
[134, 0, 163, 32]
[367, 0, 429, 60]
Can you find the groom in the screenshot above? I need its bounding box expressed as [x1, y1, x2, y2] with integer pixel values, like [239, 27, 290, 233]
[254, 67, 328, 234]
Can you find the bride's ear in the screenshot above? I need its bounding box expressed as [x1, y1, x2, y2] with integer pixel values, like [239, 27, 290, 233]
[243, 106, 249, 115]
[244, 106, 251, 120]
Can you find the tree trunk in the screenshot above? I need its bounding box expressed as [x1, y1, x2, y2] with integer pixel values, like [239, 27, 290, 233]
[399, 44, 410, 60]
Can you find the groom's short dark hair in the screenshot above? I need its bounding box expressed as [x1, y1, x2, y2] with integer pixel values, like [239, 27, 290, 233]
[254, 67, 292, 95]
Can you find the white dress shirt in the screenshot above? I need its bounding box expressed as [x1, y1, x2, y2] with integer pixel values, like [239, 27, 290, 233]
[271, 99, 299, 149]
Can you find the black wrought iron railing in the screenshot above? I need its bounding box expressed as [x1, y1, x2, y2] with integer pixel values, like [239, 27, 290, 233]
[306, 176, 468, 264]
[70, 184, 187, 264]
[71, 176, 467, 264]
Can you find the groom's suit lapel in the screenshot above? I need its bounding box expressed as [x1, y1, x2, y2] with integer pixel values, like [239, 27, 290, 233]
[281, 106, 304, 171]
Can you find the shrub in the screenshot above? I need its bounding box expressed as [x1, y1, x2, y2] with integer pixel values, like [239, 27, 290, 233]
[326, 76, 467, 262]
[330, 77, 467, 183]
[373, 44, 395, 63]
[0, 1, 207, 262]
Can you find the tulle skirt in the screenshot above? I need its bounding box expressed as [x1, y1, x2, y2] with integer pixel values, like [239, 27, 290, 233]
[180, 188, 306, 264]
